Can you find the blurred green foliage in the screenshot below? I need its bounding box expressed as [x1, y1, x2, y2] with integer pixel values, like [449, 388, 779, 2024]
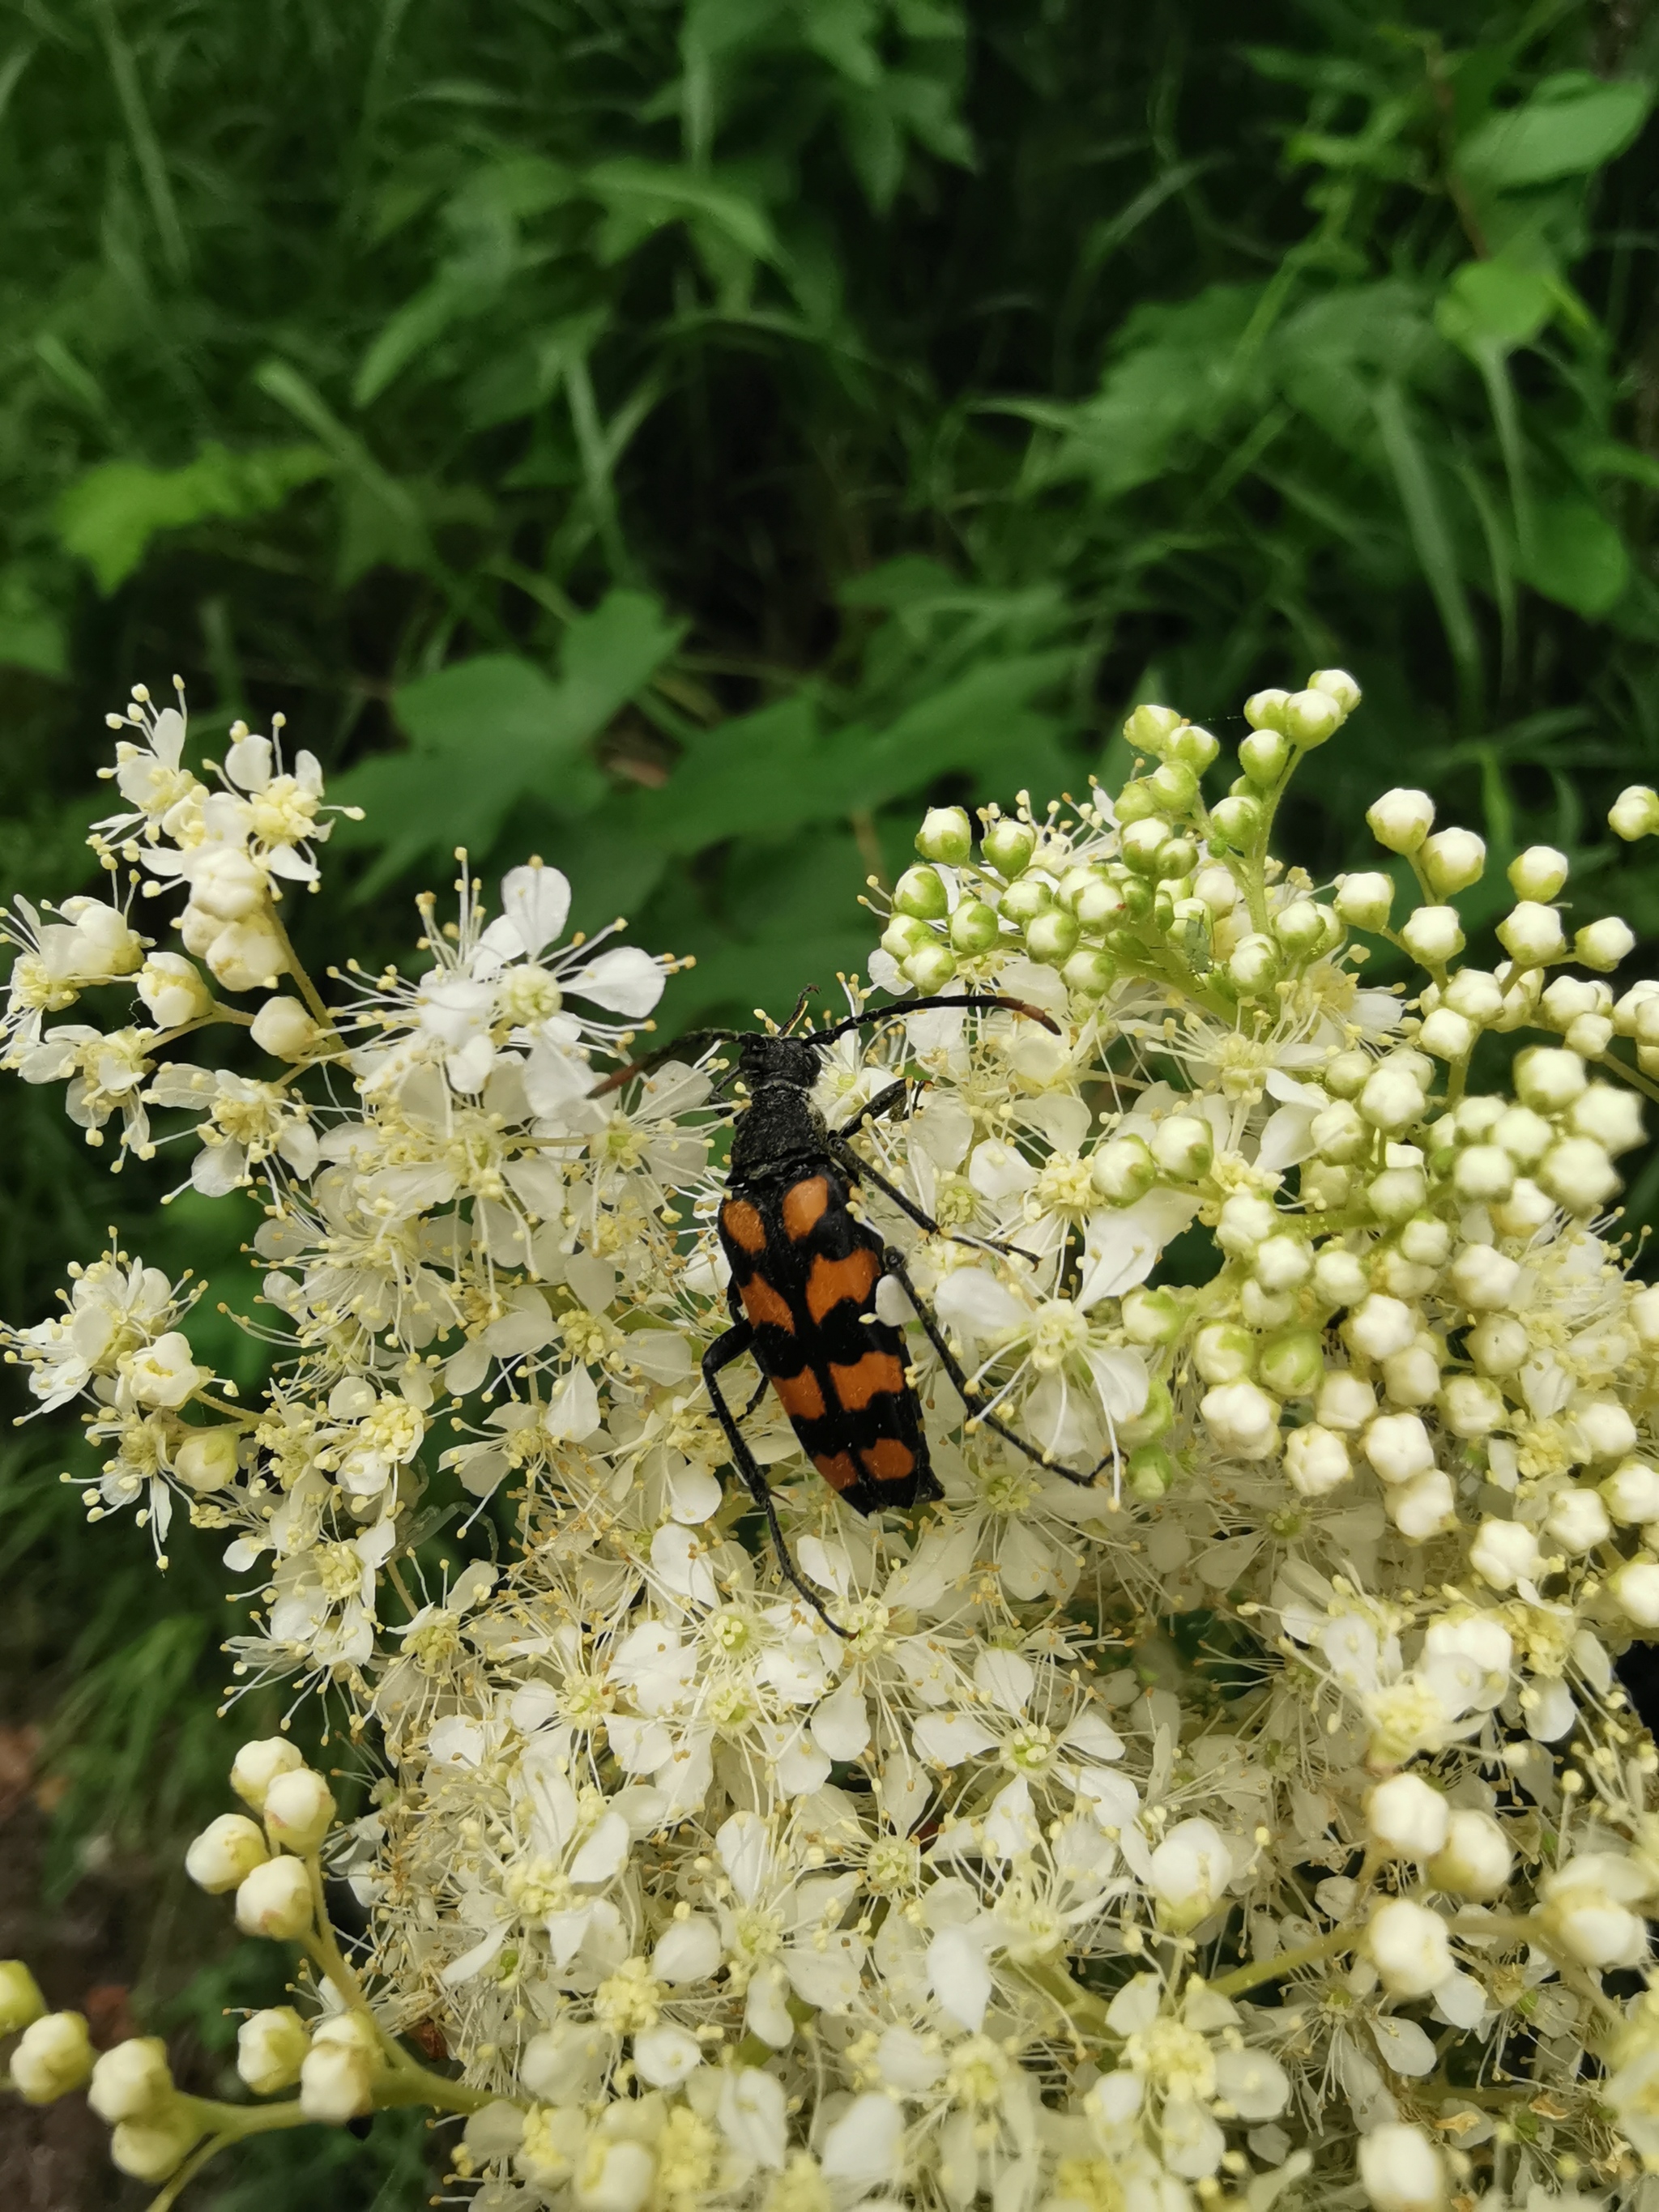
[1, 0, 1655, 2201]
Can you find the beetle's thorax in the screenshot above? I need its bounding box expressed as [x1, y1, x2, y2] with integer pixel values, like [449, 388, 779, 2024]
[729, 1079, 827, 1181]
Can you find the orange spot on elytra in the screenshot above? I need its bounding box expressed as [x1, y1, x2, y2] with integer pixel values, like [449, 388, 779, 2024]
[740, 1276, 794, 1332]
[830, 1352, 905, 1411]
[861, 1438, 915, 1483]
[772, 1368, 827, 1421]
[813, 1451, 859, 1492]
[721, 1199, 766, 1252]
[805, 1249, 880, 1323]
[783, 1176, 831, 1240]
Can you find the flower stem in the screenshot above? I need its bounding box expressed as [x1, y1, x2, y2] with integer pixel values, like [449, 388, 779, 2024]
[266, 904, 335, 1031]
[1209, 1925, 1354, 1998]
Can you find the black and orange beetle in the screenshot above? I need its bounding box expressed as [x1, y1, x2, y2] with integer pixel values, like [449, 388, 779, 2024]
[603, 992, 1076, 1627]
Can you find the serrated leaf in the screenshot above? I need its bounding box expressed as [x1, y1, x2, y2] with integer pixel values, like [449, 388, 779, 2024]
[1458, 75, 1653, 190]
[55, 442, 331, 592]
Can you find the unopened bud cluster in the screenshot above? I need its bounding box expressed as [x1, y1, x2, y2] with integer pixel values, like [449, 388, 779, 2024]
[5, 667, 1659, 2212]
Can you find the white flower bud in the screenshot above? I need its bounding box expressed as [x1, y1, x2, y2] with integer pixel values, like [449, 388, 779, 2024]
[1310, 666, 1362, 712]
[136, 952, 214, 1029]
[1539, 1136, 1618, 1214]
[1346, 1294, 1418, 1361]
[109, 2108, 203, 2184]
[1452, 1143, 1513, 1201]
[1467, 1314, 1528, 1375]
[1575, 915, 1636, 971]
[1216, 1193, 1277, 1255]
[1438, 1375, 1505, 1438]
[89, 2036, 174, 2124]
[574, 2137, 656, 2212]
[1367, 789, 1434, 855]
[1243, 689, 1290, 731]
[263, 1766, 337, 1856]
[1282, 688, 1343, 746]
[301, 2014, 379, 2123]
[237, 2006, 310, 2095]
[1253, 1235, 1312, 1294]
[1513, 1046, 1585, 1114]
[1610, 785, 1659, 841]
[1284, 1423, 1352, 1497]
[250, 995, 321, 1059]
[1194, 1326, 1255, 1384]
[1334, 872, 1393, 930]
[1447, 1243, 1520, 1312]
[178, 901, 224, 956]
[1496, 901, 1566, 965]
[231, 1737, 305, 1813]
[0, 1961, 45, 2035]
[1367, 1897, 1452, 1997]
[1367, 1165, 1427, 1224]
[1389, 1467, 1455, 1540]
[1090, 1136, 1154, 1203]
[11, 2010, 94, 2103]
[916, 807, 972, 865]
[1358, 2123, 1446, 2212]
[1063, 948, 1118, 996]
[1367, 1774, 1450, 1860]
[234, 1854, 314, 1940]
[1545, 1484, 1610, 1554]
[881, 915, 931, 961]
[1150, 1114, 1213, 1179]
[1541, 1856, 1650, 1967]
[893, 864, 949, 922]
[204, 915, 289, 994]
[1469, 1518, 1541, 1591]
[1508, 845, 1569, 899]
[982, 817, 1036, 876]
[185, 843, 267, 922]
[1570, 1398, 1638, 1464]
[1316, 1369, 1376, 1430]
[1427, 1809, 1512, 1899]
[174, 1426, 241, 1494]
[1492, 1105, 1551, 1165]
[1400, 905, 1465, 965]
[1444, 968, 1503, 1023]
[1312, 1246, 1370, 1306]
[1198, 1380, 1280, 1459]
[186, 1812, 269, 1894]
[951, 897, 1001, 955]
[1148, 1818, 1234, 1931]
[1257, 1326, 1322, 1395]
[1024, 911, 1079, 967]
[1311, 1103, 1368, 1166]
[1571, 1082, 1643, 1154]
[1565, 1009, 1614, 1059]
[1363, 1413, 1434, 1485]
[1358, 1067, 1425, 1134]
[1418, 1008, 1473, 1061]
[1382, 1340, 1440, 1406]
[1236, 728, 1285, 780]
[1633, 1285, 1659, 1346]
[1604, 1460, 1659, 1524]
[1227, 933, 1281, 995]
[1614, 1560, 1659, 1627]
[1419, 828, 1485, 895]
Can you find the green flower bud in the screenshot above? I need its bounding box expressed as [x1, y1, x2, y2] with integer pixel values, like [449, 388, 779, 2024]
[1090, 1135, 1155, 1203]
[1062, 947, 1117, 996]
[1419, 829, 1485, 897]
[1152, 887, 1176, 931]
[1508, 845, 1569, 900]
[915, 806, 973, 866]
[1125, 1443, 1174, 1500]
[1075, 876, 1128, 931]
[1153, 837, 1196, 880]
[1026, 910, 1081, 965]
[983, 818, 1036, 877]
[1367, 788, 1434, 855]
[1273, 901, 1327, 956]
[1167, 723, 1220, 771]
[1324, 1049, 1371, 1099]
[1121, 1285, 1186, 1345]
[1000, 876, 1056, 927]
[1209, 795, 1262, 849]
[1195, 1323, 1256, 1383]
[1309, 667, 1362, 711]
[1147, 760, 1199, 812]
[0, 1961, 46, 2036]
[1282, 688, 1343, 747]
[1120, 817, 1171, 875]
[905, 944, 958, 994]
[893, 865, 949, 922]
[1244, 688, 1290, 731]
[1119, 876, 1155, 921]
[1118, 1379, 1173, 1445]
[881, 915, 933, 962]
[1151, 1113, 1213, 1179]
[1115, 779, 1166, 825]
[1259, 1329, 1324, 1398]
[1124, 703, 1183, 753]
[1239, 731, 1290, 785]
[949, 898, 1000, 955]
[1335, 872, 1394, 931]
[1610, 786, 1659, 842]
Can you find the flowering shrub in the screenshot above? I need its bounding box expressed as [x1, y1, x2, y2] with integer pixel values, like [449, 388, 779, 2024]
[8, 670, 1659, 2212]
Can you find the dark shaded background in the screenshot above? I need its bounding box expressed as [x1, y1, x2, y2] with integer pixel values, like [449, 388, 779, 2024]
[1, 1, 1656, 2200]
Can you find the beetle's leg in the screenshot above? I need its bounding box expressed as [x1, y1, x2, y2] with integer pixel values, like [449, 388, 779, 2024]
[834, 1079, 914, 1142]
[828, 1132, 1030, 1265]
[702, 1324, 848, 1635]
[877, 1247, 1103, 1490]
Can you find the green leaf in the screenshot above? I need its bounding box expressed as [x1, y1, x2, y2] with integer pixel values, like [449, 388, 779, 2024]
[585, 159, 781, 267]
[335, 591, 683, 893]
[55, 442, 331, 593]
[1519, 499, 1631, 617]
[1435, 259, 1555, 356]
[1372, 382, 1482, 710]
[1458, 75, 1653, 190]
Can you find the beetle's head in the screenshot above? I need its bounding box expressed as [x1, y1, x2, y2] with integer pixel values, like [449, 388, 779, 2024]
[739, 1033, 821, 1091]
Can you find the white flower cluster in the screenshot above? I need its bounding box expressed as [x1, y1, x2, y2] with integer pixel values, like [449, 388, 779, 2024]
[8, 671, 1659, 2212]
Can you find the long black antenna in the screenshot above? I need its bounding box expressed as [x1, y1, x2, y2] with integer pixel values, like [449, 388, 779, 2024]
[809, 992, 1061, 1045]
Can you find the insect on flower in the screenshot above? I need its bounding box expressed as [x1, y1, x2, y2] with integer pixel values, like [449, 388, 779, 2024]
[600, 992, 1103, 1627]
